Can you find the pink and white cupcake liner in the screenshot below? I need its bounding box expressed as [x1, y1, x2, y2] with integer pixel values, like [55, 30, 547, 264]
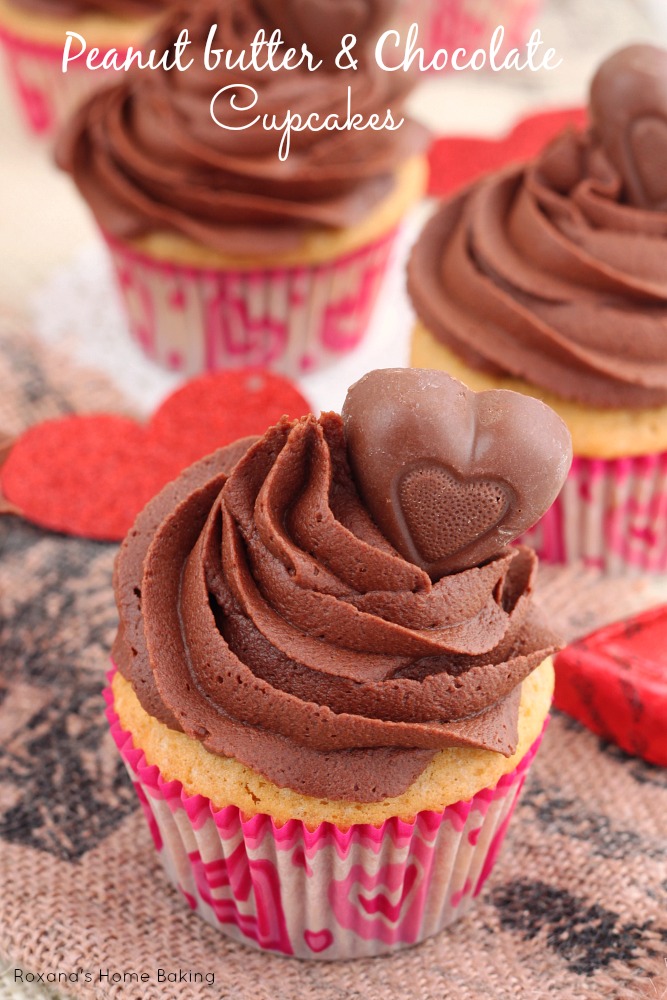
[0, 24, 121, 138]
[103, 229, 397, 377]
[105, 676, 545, 960]
[397, 0, 542, 68]
[520, 452, 667, 575]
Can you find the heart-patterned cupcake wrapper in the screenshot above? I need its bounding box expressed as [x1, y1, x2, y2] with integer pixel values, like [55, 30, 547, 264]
[520, 452, 667, 575]
[103, 228, 397, 378]
[400, 0, 543, 70]
[0, 22, 122, 138]
[105, 675, 545, 960]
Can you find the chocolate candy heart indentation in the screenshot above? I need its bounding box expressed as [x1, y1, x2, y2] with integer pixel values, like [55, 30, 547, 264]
[399, 466, 511, 564]
[342, 368, 572, 579]
[629, 117, 667, 209]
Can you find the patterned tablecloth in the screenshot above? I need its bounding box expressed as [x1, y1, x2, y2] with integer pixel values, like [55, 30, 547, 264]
[1, 2, 667, 998]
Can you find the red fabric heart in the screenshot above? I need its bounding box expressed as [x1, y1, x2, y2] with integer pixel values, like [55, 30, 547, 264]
[427, 106, 588, 197]
[1, 370, 310, 542]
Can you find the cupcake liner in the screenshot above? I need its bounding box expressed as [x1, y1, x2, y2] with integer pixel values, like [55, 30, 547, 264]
[520, 452, 667, 575]
[105, 676, 545, 960]
[0, 24, 119, 137]
[408, 0, 542, 68]
[103, 228, 397, 377]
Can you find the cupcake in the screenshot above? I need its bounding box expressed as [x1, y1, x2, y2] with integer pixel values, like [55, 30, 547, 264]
[57, 0, 429, 377]
[106, 367, 572, 959]
[396, 0, 543, 72]
[408, 44, 667, 574]
[0, 0, 165, 138]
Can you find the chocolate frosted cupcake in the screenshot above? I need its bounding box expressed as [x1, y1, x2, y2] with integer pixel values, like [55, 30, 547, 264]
[408, 45, 667, 574]
[58, 0, 428, 376]
[106, 367, 572, 958]
[0, 0, 165, 138]
[397, 0, 543, 75]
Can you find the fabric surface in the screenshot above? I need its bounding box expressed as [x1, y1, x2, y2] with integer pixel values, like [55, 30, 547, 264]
[0, 329, 666, 1000]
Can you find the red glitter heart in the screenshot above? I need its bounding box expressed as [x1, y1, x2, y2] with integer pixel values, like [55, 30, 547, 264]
[554, 605, 667, 767]
[1, 370, 310, 541]
[427, 106, 587, 197]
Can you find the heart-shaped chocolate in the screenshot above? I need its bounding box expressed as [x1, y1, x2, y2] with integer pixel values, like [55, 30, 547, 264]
[342, 369, 572, 578]
[589, 44, 667, 209]
[399, 466, 512, 564]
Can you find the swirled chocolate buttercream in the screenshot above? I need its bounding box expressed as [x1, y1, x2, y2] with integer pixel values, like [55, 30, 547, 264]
[112, 370, 570, 802]
[8, 0, 162, 15]
[57, 0, 427, 255]
[408, 45, 667, 409]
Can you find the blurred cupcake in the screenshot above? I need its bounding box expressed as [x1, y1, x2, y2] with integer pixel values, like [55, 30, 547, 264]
[408, 44, 667, 575]
[106, 367, 571, 958]
[0, 0, 165, 138]
[395, 0, 543, 71]
[57, 0, 428, 376]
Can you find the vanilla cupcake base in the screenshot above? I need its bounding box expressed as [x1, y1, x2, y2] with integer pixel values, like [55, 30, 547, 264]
[106, 227, 397, 376]
[411, 322, 667, 459]
[411, 324, 667, 574]
[105, 661, 552, 959]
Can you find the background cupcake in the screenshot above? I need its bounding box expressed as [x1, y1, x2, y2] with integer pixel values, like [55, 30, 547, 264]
[0, 0, 166, 139]
[107, 367, 571, 959]
[408, 44, 667, 575]
[397, 0, 544, 71]
[57, 0, 429, 377]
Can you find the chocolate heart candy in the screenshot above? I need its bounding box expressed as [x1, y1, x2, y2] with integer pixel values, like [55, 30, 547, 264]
[342, 369, 572, 578]
[590, 44, 667, 209]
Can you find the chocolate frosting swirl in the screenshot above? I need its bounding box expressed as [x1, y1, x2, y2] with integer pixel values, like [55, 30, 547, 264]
[9, 0, 162, 16]
[408, 45, 667, 410]
[113, 412, 557, 802]
[57, 0, 427, 255]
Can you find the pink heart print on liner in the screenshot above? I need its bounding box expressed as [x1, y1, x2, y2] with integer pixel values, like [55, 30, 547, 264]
[186, 849, 292, 954]
[421, 0, 542, 70]
[106, 673, 545, 960]
[0, 26, 61, 134]
[303, 928, 335, 954]
[342, 369, 573, 577]
[0, 24, 127, 137]
[104, 228, 395, 377]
